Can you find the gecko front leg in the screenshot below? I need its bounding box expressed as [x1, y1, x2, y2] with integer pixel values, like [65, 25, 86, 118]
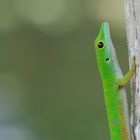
[119, 57, 136, 88]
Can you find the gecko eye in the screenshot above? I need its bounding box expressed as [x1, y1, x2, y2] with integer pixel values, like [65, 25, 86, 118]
[97, 41, 104, 49]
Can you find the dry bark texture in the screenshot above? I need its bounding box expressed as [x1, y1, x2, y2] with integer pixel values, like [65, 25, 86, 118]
[124, 0, 140, 139]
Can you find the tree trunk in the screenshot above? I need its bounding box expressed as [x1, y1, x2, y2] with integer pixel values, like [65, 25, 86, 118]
[124, 0, 140, 139]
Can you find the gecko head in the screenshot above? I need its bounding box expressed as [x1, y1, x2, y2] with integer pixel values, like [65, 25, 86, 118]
[95, 22, 116, 78]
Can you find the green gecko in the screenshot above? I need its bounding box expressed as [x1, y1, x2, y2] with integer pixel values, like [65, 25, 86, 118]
[94, 22, 136, 140]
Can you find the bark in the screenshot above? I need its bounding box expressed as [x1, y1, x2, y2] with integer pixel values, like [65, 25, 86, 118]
[124, 0, 140, 139]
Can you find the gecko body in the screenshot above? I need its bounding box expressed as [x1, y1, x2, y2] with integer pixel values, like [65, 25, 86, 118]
[95, 22, 135, 140]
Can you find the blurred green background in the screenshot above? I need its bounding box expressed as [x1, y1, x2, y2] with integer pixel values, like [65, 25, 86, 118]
[0, 0, 130, 140]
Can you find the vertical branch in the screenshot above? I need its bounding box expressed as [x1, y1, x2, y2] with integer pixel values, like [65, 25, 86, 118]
[124, 0, 140, 139]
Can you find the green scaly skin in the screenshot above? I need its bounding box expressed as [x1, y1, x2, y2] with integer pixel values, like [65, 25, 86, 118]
[94, 22, 136, 140]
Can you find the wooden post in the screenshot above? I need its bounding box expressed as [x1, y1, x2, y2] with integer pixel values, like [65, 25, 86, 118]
[124, 0, 140, 139]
